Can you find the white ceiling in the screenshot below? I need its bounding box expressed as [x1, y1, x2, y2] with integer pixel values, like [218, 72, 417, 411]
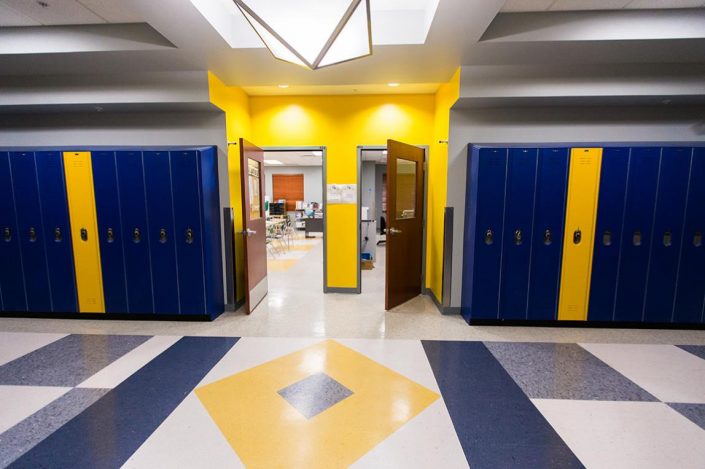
[361, 149, 387, 163]
[264, 151, 323, 166]
[0, 0, 141, 26]
[501, 0, 705, 12]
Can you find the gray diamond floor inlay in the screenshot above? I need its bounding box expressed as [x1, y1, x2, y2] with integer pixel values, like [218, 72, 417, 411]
[668, 403, 705, 431]
[677, 345, 705, 362]
[485, 342, 657, 401]
[0, 334, 150, 387]
[278, 372, 353, 419]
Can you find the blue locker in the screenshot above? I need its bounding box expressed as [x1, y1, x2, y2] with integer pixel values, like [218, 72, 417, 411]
[116, 150, 153, 313]
[588, 147, 630, 321]
[462, 147, 507, 320]
[198, 147, 224, 316]
[673, 147, 705, 323]
[144, 151, 180, 314]
[171, 150, 206, 314]
[527, 147, 569, 320]
[35, 151, 77, 313]
[644, 147, 692, 323]
[92, 151, 128, 313]
[613, 147, 661, 322]
[10, 151, 52, 312]
[0, 152, 27, 311]
[499, 148, 537, 320]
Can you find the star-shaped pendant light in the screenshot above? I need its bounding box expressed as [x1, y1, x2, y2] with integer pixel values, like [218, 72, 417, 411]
[234, 0, 372, 70]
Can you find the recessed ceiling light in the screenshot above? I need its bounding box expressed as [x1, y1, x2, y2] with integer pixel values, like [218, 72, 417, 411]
[387, 83, 400, 87]
[278, 84, 289, 89]
[312, 151, 323, 157]
[382, 150, 388, 155]
[265, 159, 283, 165]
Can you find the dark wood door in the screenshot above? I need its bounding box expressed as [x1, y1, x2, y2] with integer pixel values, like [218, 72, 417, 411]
[240, 138, 267, 313]
[385, 139, 425, 310]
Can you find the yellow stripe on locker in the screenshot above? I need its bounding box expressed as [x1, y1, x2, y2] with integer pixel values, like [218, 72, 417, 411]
[63, 151, 105, 313]
[558, 148, 603, 321]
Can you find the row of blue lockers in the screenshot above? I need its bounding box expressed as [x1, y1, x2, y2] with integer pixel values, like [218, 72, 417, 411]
[462, 143, 705, 325]
[0, 147, 224, 319]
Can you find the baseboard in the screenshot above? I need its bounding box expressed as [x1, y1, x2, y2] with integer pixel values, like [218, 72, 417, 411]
[467, 318, 705, 330]
[0, 311, 215, 322]
[424, 288, 460, 315]
[325, 287, 360, 294]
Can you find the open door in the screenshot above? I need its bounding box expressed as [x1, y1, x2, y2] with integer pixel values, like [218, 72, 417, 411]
[385, 139, 425, 310]
[240, 138, 268, 313]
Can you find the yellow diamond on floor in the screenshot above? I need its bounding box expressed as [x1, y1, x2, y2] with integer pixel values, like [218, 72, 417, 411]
[195, 339, 439, 468]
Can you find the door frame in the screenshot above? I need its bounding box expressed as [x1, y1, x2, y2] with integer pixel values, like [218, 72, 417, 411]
[261, 146, 327, 293]
[357, 144, 429, 296]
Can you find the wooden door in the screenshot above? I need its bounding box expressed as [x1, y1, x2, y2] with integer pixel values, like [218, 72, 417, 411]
[385, 140, 425, 310]
[240, 138, 268, 313]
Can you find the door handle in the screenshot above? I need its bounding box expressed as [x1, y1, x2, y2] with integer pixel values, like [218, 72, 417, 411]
[694, 231, 702, 248]
[54, 227, 62, 242]
[663, 230, 672, 247]
[543, 229, 552, 246]
[513, 229, 523, 245]
[241, 229, 257, 237]
[80, 228, 88, 242]
[573, 229, 582, 245]
[132, 227, 141, 243]
[633, 230, 642, 246]
[3, 227, 10, 242]
[185, 228, 194, 244]
[388, 227, 402, 235]
[159, 228, 167, 244]
[107, 228, 115, 243]
[29, 227, 37, 242]
[484, 229, 494, 245]
[603, 230, 612, 246]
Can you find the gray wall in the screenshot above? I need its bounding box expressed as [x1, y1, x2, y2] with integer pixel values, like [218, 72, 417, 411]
[265, 165, 323, 203]
[0, 109, 231, 303]
[446, 105, 705, 308]
[361, 161, 376, 220]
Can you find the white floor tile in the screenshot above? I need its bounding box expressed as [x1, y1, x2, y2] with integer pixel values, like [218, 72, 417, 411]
[0, 332, 67, 366]
[533, 399, 705, 469]
[580, 343, 705, 403]
[77, 336, 182, 389]
[123, 393, 242, 469]
[352, 399, 468, 469]
[0, 385, 71, 434]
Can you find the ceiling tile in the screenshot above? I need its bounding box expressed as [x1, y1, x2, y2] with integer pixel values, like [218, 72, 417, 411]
[2, 0, 105, 25]
[625, 0, 705, 8]
[76, 0, 142, 22]
[501, 0, 555, 12]
[549, 0, 631, 10]
[0, 2, 41, 26]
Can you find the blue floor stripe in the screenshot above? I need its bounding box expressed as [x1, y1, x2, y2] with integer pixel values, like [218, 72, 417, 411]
[10, 336, 238, 469]
[422, 340, 584, 468]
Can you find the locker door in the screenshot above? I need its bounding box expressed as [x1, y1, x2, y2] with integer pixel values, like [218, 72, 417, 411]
[673, 147, 705, 323]
[613, 147, 661, 322]
[144, 151, 180, 314]
[116, 151, 153, 313]
[588, 147, 630, 322]
[92, 151, 128, 313]
[500, 148, 537, 320]
[644, 147, 692, 323]
[10, 151, 52, 312]
[464, 147, 507, 320]
[63, 151, 104, 312]
[0, 152, 26, 311]
[171, 150, 206, 314]
[527, 147, 569, 320]
[36, 151, 77, 313]
[558, 148, 603, 321]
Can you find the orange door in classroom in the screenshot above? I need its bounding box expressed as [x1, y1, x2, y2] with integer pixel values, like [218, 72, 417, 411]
[557, 148, 603, 320]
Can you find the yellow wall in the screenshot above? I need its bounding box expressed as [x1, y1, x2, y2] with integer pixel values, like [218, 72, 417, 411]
[427, 69, 460, 301]
[208, 72, 251, 302]
[249, 94, 435, 289]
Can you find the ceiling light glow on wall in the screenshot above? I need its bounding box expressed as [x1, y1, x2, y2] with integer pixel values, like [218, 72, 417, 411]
[387, 83, 400, 87]
[233, 0, 372, 70]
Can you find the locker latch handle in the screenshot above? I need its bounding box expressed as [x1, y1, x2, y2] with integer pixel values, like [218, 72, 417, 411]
[484, 229, 493, 246]
[513, 229, 523, 246]
[29, 227, 37, 243]
[107, 228, 115, 243]
[54, 227, 62, 242]
[80, 228, 88, 242]
[694, 232, 702, 248]
[633, 230, 642, 247]
[159, 228, 167, 244]
[133, 228, 141, 243]
[603, 230, 612, 246]
[663, 231, 672, 247]
[185, 228, 194, 244]
[3, 227, 10, 242]
[573, 229, 582, 245]
[543, 229, 552, 246]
